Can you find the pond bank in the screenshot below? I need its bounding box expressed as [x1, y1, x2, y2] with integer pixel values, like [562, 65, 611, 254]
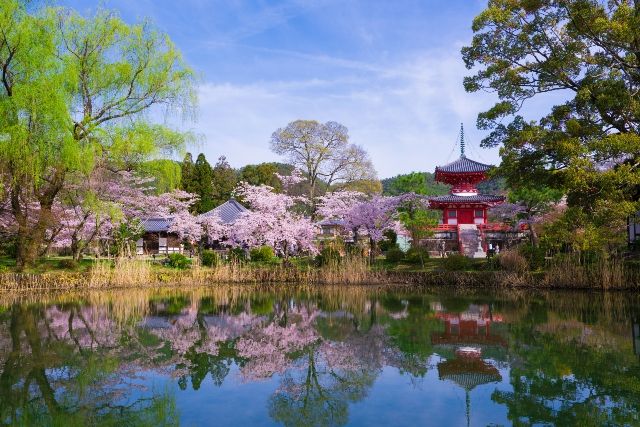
[1, 267, 638, 291]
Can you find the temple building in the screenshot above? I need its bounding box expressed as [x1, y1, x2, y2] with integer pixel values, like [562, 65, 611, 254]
[424, 125, 527, 257]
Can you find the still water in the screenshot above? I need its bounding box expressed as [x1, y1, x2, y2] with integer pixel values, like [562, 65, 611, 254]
[0, 285, 639, 426]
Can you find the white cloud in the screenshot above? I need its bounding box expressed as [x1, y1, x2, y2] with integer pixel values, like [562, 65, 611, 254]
[192, 47, 505, 178]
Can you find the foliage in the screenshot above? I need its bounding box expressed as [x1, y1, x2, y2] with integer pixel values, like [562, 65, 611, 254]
[498, 249, 528, 274]
[200, 250, 220, 268]
[270, 120, 377, 198]
[405, 246, 430, 265]
[228, 247, 247, 263]
[508, 186, 564, 246]
[193, 154, 215, 214]
[378, 230, 398, 252]
[385, 248, 405, 263]
[518, 243, 547, 271]
[315, 246, 342, 267]
[211, 156, 238, 207]
[382, 172, 448, 196]
[238, 162, 292, 192]
[57, 259, 79, 270]
[165, 253, 191, 269]
[442, 254, 472, 271]
[397, 194, 435, 248]
[463, 0, 640, 253]
[0, 1, 195, 268]
[250, 246, 276, 262]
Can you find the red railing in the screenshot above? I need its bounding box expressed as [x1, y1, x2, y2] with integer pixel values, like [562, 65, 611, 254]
[427, 223, 529, 233]
[430, 224, 458, 232]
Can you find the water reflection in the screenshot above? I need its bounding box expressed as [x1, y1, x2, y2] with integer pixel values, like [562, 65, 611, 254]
[0, 287, 639, 426]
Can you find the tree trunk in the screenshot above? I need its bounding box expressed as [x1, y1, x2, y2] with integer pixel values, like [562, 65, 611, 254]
[528, 220, 539, 247]
[13, 171, 64, 270]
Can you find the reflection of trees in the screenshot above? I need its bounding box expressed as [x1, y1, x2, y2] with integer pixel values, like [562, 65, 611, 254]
[265, 311, 388, 427]
[0, 304, 178, 426]
[493, 311, 640, 426]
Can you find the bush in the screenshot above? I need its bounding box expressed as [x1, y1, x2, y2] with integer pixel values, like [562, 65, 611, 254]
[0, 237, 17, 258]
[250, 246, 276, 262]
[518, 243, 546, 271]
[405, 247, 430, 265]
[58, 259, 79, 269]
[316, 246, 342, 267]
[385, 248, 405, 263]
[442, 254, 472, 271]
[200, 250, 220, 268]
[379, 230, 398, 252]
[165, 253, 191, 269]
[498, 249, 528, 273]
[228, 247, 247, 263]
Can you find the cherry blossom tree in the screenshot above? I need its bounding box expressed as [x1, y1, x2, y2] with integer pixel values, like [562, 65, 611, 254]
[317, 191, 402, 256]
[228, 181, 319, 258]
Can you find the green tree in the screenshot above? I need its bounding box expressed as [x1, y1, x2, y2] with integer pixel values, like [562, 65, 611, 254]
[382, 172, 449, 196]
[180, 153, 198, 195]
[0, 2, 195, 268]
[462, 0, 640, 251]
[211, 156, 237, 206]
[508, 186, 563, 246]
[237, 162, 303, 194]
[193, 153, 214, 213]
[239, 162, 284, 191]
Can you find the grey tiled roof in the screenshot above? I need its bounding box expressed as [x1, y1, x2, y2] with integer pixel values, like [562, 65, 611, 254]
[318, 218, 345, 227]
[435, 156, 492, 174]
[141, 217, 173, 232]
[199, 199, 247, 224]
[429, 194, 505, 203]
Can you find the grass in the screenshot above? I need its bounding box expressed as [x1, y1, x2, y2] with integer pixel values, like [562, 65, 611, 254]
[2, 252, 640, 290]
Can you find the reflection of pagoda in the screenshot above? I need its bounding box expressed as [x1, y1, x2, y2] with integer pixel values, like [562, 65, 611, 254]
[431, 303, 507, 348]
[432, 303, 505, 427]
[438, 348, 501, 427]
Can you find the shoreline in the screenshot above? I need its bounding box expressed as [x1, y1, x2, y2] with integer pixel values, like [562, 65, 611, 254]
[1, 268, 638, 292]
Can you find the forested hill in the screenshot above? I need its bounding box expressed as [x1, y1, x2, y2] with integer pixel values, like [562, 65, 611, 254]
[382, 171, 505, 196]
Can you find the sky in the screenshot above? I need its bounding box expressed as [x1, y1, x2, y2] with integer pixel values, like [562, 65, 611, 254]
[57, 0, 523, 178]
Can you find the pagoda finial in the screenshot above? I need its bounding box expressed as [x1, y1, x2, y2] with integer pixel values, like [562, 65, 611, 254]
[460, 123, 466, 157]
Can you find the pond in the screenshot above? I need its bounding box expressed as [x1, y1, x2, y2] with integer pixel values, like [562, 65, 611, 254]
[0, 285, 639, 426]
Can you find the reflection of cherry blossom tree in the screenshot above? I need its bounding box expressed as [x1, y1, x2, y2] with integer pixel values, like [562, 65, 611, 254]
[236, 306, 319, 380]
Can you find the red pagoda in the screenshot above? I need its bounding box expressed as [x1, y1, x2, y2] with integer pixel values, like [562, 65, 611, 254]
[428, 125, 505, 257]
[429, 125, 504, 226]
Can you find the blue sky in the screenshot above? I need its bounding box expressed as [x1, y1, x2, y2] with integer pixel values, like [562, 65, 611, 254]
[59, 0, 511, 178]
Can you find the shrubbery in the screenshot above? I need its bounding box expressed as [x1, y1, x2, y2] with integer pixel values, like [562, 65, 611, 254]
[518, 243, 546, 271]
[405, 247, 429, 265]
[250, 246, 276, 262]
[200, 250, 220, 268]
[228, 247, 247, 263]
[442, 254, 472, 271]
[316, 246, 342, 267]
[166, 253, 191, 269]
[58, 259, 79, 269]
[385, 248, 405, 263]
[498, 249, 528, 273]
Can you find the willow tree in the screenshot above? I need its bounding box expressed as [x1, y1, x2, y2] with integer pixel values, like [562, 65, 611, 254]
[0, 1, 196, 268]
[463, 0, 640, 250]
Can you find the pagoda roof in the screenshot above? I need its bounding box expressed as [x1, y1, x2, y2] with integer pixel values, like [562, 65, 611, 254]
[429, 194, 505, 204]
[435, 156, 492, 174]
[437, 357, 501, 391]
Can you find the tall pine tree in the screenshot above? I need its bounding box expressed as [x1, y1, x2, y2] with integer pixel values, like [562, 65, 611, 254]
[211, 156, 238, 206]
[194, 153, 215, 213]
